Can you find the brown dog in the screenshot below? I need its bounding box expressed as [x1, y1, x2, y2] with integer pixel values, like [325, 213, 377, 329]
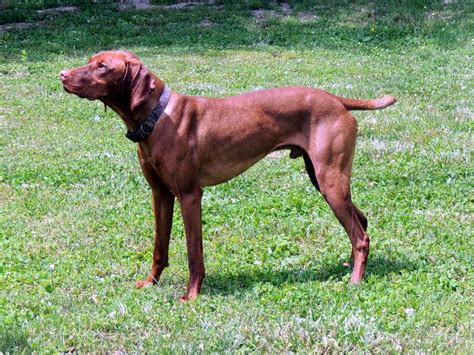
[60, 50, 396, 301]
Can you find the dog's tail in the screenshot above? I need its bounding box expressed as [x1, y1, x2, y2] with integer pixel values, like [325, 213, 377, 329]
[336, 95, 397, 111]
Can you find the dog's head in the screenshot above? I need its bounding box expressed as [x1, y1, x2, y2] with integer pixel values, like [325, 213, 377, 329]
[60, 50, 157, 111]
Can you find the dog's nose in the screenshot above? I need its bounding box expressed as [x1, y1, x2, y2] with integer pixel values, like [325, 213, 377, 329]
[60, 69, 71, 81]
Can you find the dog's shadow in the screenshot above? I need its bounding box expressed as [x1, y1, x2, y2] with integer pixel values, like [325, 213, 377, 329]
[202, 255, 418, 296]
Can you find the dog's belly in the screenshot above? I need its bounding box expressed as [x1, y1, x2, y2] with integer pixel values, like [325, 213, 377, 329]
[198, 154, 267, 186]
[197, 132, 308, 186]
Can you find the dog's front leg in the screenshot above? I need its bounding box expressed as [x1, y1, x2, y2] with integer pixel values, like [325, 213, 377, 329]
[178, 188, 205, 301]
[136, 185, 175, 288]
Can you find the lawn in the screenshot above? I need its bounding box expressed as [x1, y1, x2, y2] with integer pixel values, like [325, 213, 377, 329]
[1, 0, 473, 352]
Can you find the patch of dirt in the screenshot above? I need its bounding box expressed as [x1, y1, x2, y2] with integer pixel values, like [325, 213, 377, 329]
[252, 4, 319, 23]
[252, 9, 281, 23]
[297, 12, 319, 22]
[117, 1, 216, 11]
[117, 3, 156, 10]
[36, 6, 78, 15]
[164, 1, 215, 10]
[0, 6, 77, 33]
[200, 17, 214, 28]
[0, 21, 46, 33]
[427, 11, 455, 21]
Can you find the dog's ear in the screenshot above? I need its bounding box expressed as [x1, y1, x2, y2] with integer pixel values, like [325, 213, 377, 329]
[127, 59, 156, 112]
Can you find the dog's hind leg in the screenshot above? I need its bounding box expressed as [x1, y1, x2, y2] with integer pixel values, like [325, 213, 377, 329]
[303, 153, 320, 191]
[307, 113, 370, 283]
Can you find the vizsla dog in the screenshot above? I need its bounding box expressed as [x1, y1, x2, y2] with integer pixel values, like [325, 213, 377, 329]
[60, 50, 396, 301]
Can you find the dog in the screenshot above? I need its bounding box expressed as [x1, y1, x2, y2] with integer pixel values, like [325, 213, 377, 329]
[60, 50, 396, 301]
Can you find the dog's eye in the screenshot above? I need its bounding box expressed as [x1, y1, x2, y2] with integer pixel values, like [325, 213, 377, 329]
[98, 63, 108, 70]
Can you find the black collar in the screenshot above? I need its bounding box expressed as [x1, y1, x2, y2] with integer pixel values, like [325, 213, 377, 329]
[125, 85, 171, 143]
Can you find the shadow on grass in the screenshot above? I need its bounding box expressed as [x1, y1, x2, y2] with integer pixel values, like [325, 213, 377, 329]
[203, 254, 418, 296]
[0, 0, 469, 63]
[0, 327, 31, 353]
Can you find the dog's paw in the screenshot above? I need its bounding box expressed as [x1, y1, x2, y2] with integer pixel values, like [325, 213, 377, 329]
[179, 289, 199, 302]
[179, 295, 190, 302]
[179, 294, 198, 303]
[135, 279, 154, 288]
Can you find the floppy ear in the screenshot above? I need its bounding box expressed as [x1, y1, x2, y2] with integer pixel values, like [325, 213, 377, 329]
[127, 59, 156, 111]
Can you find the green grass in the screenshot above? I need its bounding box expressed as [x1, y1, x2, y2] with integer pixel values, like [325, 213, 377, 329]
[1, 0, 473, 352]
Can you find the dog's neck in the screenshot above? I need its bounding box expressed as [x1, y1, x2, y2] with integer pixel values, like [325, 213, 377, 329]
[101, 73, 165, 133]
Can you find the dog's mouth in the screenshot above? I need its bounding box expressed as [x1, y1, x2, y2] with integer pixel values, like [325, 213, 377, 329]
[62, 84, 73, 94]
[62, 83, 95, 100]
[62, 81, 78, 94]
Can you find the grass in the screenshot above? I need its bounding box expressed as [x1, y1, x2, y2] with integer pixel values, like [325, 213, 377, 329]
[1, 0, 473, 352]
